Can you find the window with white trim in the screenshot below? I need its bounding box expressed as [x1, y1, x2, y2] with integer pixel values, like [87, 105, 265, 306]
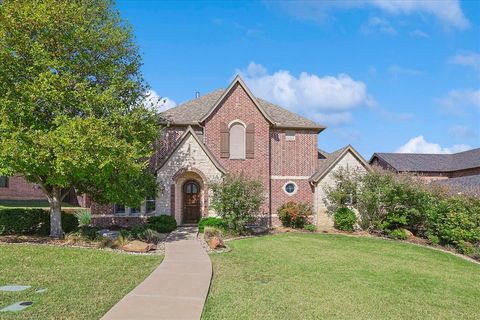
[283, 181, 298, 195]
[229, 122, 246, 159]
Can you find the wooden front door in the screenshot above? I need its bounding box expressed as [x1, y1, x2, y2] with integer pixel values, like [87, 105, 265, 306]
[183, 180, 201, 224]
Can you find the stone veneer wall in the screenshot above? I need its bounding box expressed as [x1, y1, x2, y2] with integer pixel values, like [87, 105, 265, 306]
[156, 133, 224, 225]
[314, 152, 368, 230]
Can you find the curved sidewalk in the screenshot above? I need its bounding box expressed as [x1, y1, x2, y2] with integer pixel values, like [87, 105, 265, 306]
[101, 227, 212, 320]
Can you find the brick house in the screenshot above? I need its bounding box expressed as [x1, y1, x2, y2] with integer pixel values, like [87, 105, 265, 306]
[91, 76, 370, 228]
[369, 149, 480, 195]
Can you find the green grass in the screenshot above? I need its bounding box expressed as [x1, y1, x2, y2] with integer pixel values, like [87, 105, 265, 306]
[203, 234, 480, 320]
[0, 200, 81, 209]
[0, 244, 161, 319]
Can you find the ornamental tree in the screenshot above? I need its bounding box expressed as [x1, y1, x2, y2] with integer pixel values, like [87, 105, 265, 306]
[0, 0, 160, 237]
[210, 173, 265, 233]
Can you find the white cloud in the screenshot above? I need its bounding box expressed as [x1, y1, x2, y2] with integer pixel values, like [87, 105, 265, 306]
[237, 62, 375, 126]
[143, 89, 176, 113]
[396, 135, 471, 154]
[438, 88, 480, 114]
[448, 125, 477, 139]
[273, 0, 469, 30]
[450, 52, 480, 72]
[367, 0, 469, 30]
[360, 17, 397, 35]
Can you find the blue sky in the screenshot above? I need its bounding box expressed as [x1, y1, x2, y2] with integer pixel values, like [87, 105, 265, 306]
[117, 0, 480, 158]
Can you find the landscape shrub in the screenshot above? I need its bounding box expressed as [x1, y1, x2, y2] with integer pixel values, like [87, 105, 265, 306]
[278, 201, 313, 229]
[210, 173, 264, 233]
[66, 226, 100, 242]
[425, 196, 480, 248]
[304, 224, 317, 232]
[0, 208, 78, 235]
[130, 224, 147, 238]
[147, 215, 177, 233]
[334, 207, 357, 232]
[387, 228, 408, 240]
[198, 217, 227, 232]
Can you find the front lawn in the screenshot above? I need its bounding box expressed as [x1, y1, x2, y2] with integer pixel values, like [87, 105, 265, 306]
[0, 244, 161, 319]
[203, 234, 480, 320]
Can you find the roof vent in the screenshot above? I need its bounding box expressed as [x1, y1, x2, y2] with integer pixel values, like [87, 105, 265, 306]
[195, 91, 200, 98]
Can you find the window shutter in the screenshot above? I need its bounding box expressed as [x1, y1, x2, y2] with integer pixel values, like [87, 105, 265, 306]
[220, 122, 230, 158]
[246, 123, 255, 159]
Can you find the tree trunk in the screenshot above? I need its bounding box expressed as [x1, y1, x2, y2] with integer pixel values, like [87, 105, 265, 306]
[49, 187, 63, 238]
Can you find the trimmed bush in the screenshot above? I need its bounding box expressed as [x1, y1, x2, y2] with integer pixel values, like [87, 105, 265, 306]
[278, 201, 313, 229]
[304, 224, 317, 232]
[198, 217, 227, 232]
[0, 208, 78, 235]
[334, 207, 357, 232]
[387, 228, 408, 240]
[147, 215, 177, 233]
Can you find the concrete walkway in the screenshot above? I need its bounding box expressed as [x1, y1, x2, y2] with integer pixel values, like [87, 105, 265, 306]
[101, 227, 212, 320]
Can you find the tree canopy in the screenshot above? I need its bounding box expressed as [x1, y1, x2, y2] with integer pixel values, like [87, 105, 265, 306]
[0, 0, 160, 237]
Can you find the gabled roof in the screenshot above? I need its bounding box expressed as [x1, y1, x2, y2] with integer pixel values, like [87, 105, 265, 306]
[369, 148, 480, 173]
[309, 145, 370, 183]
[156, 126, 226, 174]
[200, 76, 275, 124]
[159, 76, 325, 131]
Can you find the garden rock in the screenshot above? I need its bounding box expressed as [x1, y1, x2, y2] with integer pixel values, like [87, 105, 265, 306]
[403, 229, 414, 239]
[121, 240, 154, 253]
[209, 236, 225, 250]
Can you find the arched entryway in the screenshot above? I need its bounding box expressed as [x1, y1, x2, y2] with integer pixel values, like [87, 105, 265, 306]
[171, 169, 208, 225]
[182, 180, 201, 224]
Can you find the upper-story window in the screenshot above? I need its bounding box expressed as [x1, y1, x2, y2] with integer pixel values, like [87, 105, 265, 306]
[229, 122, 246, 159]
[285, 130, 296, 141]
[0, 176, 8, 188]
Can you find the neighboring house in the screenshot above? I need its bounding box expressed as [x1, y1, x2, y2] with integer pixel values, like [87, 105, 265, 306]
[91, 76, 370, 229]
[0, 175, 45, 201]
[0, 175, 90, 207]
[369, 148, 480, 195]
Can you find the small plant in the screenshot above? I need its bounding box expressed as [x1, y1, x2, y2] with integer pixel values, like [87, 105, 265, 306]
[198, 217, 227, 232]
[387, 228, 408, 240]
[139, 228, 162, 244]
[334, 207, 357, 232]
[204, 226, 222, 239]
[304, 224, 317, 232]
[74, 209, 92, 227]
[278, 201, 313, 229]
[147, 215, 177, 233]
[115, 229, 132, 247]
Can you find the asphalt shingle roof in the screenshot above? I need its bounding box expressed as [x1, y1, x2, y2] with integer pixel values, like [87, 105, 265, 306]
[159, 89, 325, 130]
[435, 174, 480, 196]
[371, 148, 480, 172]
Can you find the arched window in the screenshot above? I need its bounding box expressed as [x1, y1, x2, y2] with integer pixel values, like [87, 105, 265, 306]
[229, 122, 246, 159]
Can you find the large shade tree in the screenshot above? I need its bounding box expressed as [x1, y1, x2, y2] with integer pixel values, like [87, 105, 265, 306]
[0, 0, 160, 237]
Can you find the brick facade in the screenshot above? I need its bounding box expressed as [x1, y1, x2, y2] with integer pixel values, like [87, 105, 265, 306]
[204, 83, 272, 213]
[0, 175, 45, 200]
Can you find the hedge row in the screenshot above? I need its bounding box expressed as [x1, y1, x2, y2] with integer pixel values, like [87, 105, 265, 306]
[0, 208, 78, 236]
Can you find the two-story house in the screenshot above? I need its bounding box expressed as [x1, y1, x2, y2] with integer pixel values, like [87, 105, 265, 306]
[89, 76, 370, 229]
